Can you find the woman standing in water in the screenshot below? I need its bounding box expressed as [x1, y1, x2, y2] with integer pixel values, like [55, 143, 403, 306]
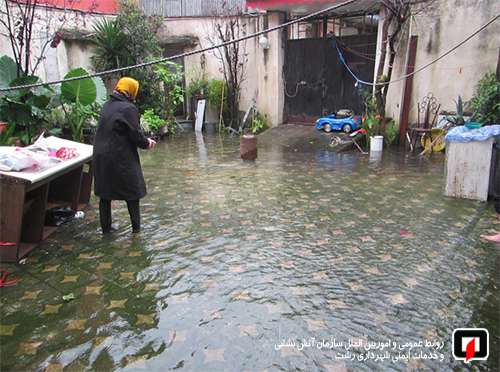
[94, 77, 156, 234]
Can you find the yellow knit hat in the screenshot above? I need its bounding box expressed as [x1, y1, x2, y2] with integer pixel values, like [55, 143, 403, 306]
[115, 77, 139, 100]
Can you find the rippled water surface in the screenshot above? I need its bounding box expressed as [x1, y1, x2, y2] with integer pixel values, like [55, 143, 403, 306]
[1, 127, 498, 371]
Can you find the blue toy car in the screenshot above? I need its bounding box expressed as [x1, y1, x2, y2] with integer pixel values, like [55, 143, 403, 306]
[315, 110, 362, 133]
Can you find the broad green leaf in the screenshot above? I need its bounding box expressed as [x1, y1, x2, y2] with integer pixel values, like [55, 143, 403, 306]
[93, 76, 108, 106]
[61, 68, 96, 106]
[33, 83, 54, 98]
[27, 94, 50, 109]
[7, 75, 40, 98]
[2, 100, 32, 125]
[0, 55, 17, 88]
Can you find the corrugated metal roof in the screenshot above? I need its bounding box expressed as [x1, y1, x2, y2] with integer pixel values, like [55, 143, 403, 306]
[247, 0, 380, 16]
[140, 0, 246, 17]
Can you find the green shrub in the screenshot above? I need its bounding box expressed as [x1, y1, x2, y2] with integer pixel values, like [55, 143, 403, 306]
[361, 94, 380, 137]
[91, 18, 131, 72]
[469, 72, 500, 124]
[141, 109, 177, 136]
[0, 55, 52, 144]
[207, 79, 230, 130]
[187, 74, 209, 97]
[207, 79, 228, 110]
[153, 61, 184, 119]
[251, 112, 269, 134]
[141, 109, 165, 132]
[0, 56, 104, 144]
[92, 0, 164, 115]
[384, 119, 398, 146]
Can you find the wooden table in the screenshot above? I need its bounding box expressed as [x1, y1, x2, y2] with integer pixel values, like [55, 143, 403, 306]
[0, 137, 93, 262]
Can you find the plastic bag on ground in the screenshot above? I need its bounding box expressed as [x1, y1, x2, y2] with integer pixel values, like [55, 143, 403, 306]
[45, 207, 76, 226]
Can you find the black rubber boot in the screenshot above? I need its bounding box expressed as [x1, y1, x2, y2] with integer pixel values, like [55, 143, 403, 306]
[127, 200, 141, 233]
[99, 199, 112, 233]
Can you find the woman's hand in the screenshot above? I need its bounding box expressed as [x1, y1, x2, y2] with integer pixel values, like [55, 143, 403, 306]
[147, 138, 157, 149]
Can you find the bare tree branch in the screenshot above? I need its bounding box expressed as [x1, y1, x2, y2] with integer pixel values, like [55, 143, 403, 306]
[206, 5, 248, 129]
[1, 0, 79, 77]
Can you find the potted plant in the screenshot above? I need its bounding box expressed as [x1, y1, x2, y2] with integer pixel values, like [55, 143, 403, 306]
[361, 95, 384, 152]
[140, 109, 176, 139]
[441, 96, 471, 127]
[187, 72, 209, 121]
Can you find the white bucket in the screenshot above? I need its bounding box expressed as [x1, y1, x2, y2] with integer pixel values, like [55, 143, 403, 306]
[370, 135, 384, 152]
[369, 150, 382, 164]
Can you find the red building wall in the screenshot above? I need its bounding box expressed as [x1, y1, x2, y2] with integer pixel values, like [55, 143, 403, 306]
[37, 0, 118, 14]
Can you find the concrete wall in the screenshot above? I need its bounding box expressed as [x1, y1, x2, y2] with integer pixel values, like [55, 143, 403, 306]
[1, 3, 286, 127]
[255, 12, 285, 127]
[378, 0, 500, 126]
[158, 13, 285, 127]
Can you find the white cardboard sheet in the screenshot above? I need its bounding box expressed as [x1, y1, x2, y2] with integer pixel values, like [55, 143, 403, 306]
[0, 136, 93, 183]
[195, 99, 206, 132]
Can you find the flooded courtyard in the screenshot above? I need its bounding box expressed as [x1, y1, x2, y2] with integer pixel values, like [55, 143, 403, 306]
[1, 127, 498, 371]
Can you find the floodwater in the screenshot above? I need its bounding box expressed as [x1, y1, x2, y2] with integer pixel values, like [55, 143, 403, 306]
[1, 126, 498, 372]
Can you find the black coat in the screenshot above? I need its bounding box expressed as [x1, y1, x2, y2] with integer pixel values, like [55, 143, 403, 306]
[93, 92, 149, 201]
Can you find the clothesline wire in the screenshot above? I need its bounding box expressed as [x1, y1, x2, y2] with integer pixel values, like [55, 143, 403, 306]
[335, 13, 499, 87]
[0, 0, 358, 92]
[1, 3, 498, 92]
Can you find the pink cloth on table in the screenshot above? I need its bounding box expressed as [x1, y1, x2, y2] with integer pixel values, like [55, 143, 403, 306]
[56, 147, 78, 160]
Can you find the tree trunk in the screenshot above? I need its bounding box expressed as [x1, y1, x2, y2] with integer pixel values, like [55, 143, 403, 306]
[374, 10, 392, 122]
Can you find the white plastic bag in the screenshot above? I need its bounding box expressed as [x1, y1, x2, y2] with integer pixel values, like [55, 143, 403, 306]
[0, 150, 39, 171]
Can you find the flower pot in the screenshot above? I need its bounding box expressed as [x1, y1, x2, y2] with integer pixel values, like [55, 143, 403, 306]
[370, 135, 384, 152]
[0, 121, 7, 135]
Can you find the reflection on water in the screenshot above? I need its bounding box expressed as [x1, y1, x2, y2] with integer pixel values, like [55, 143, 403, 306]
[0, 129, 498, 371]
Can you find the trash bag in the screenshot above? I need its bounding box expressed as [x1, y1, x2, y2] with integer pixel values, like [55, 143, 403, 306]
[45, 207, 76, 226]
[0, 150, 39, 171]
[445, 124, 500, 143]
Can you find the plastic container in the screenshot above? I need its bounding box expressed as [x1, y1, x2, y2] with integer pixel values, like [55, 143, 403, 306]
[445, 138, 494, 201]
[465, 121, 482, 130]
[370, 135, 384, 152]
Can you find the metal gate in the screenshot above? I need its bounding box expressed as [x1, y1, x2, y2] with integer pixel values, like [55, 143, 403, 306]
[283, 34, 377, 124]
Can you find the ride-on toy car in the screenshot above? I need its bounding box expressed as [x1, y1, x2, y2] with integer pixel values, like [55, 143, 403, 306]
[315, 109, 362, 133]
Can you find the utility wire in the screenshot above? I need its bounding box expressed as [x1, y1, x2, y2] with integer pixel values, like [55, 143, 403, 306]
[335, 13, 499, 87]
[2, 4, 498, 92]
[0, 0, 358, 92]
